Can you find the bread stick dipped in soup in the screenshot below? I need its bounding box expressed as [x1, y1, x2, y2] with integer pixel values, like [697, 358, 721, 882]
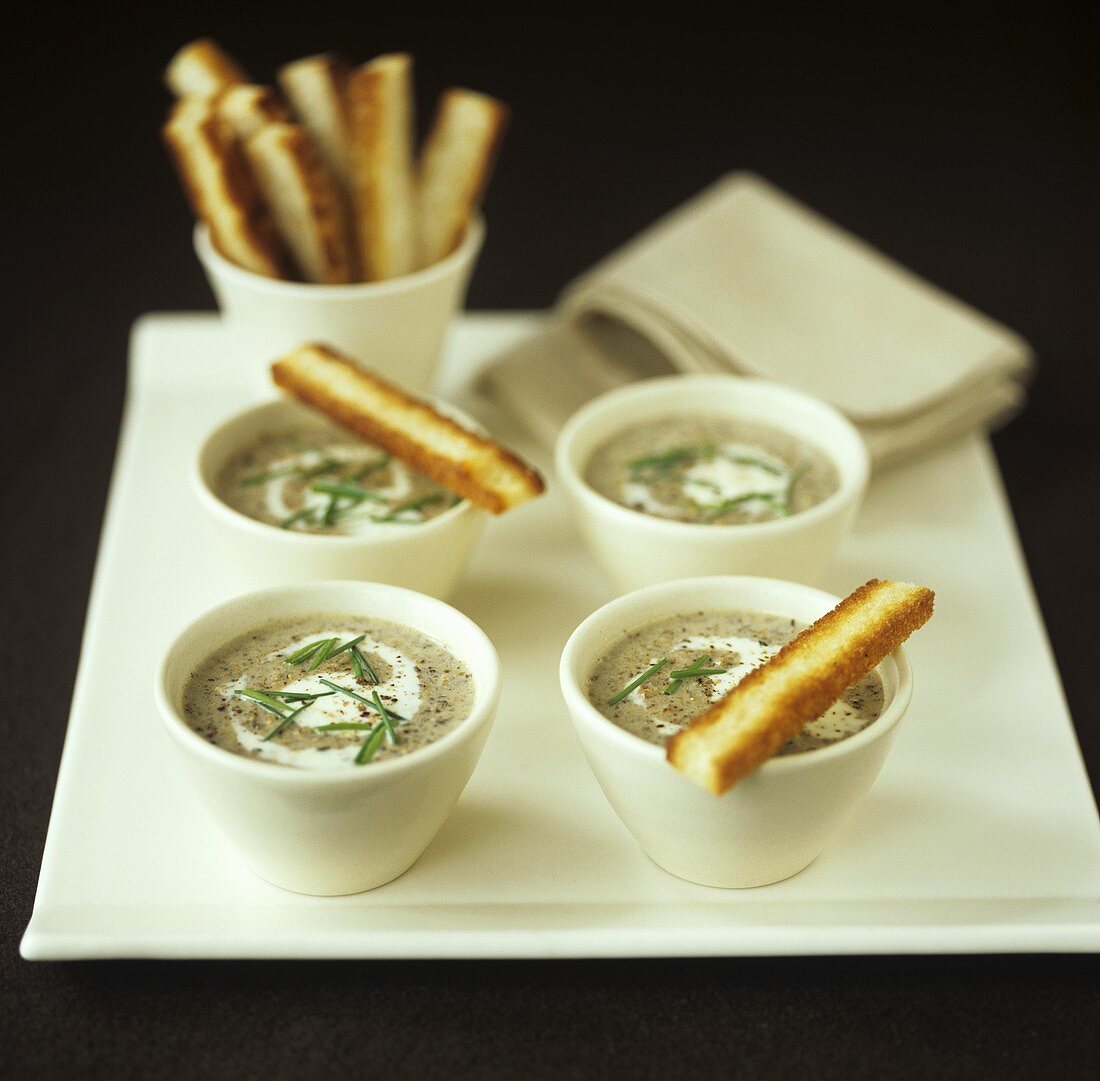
[588, 579, 934, 794]
[584, 416, 839, 525]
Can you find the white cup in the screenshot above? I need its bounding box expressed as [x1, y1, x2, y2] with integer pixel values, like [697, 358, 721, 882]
[156, 580, 501, 895]
[554, 374, 870, 594]
[195, 217, 484, 393]
[559, 576, 912, 888]
[194, 398, 488, 598]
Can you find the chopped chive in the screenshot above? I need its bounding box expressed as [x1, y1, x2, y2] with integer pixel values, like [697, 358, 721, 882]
[321, 494, 339, 527]
[280, 508, 318, 530]
[285, 639, 326, 665]
[355, 722, 388, 764]
[372, 493, 447, 523]
[298, 457, 343, 481]
[327, 634, 366, 659]
[627, 445, 713, 472]
[240, 464, 299, 487]
[310, 481, 389, 503]
[607, 659, 670, 706]
[724, 453, 787, 476]
[667, 667, 727, 679]
[664, 678, 684, 696]
[350, 644, 379, 684]
[701, 492, 784, 521]
[262, 701, 311, 742]
[266, 689, 336, 703]
[237, 688, 292, 718]
[308, 638, 340, 670]
[314, 722, 377, 732]
[372, 690, 399, 744]
[351, 455, 390, 481]
[318, 678, 407, 722]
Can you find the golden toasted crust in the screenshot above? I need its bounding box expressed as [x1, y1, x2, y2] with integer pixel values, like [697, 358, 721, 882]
[417, 88, 509, 266]
[271, 344, 544, 513]
[212, 84, 290, 140]
[346, 54, 417, 281]
[165, 38, 248, 98]
[244, 122, 356, 284]
[278, 53, 354, 191]
[666, 579, 935, 794]
[162, 98, 287, 278]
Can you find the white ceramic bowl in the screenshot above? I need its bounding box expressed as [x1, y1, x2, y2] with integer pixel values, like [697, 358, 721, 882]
[194, 398, 487, 597]
[559, 576, 912, 888]
[156, 580, 501, 895]
[554, 374, 870, 594]
[195, 217, 483, 394]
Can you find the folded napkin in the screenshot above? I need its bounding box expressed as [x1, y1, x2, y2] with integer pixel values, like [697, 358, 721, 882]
[480, 172, 1033, 467]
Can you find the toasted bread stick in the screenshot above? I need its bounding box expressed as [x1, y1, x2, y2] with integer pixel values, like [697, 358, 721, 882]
[278, 54, 355, 192]
[213, 84, 290, 140]
[418, 89, 508, 266]
[165, 38, 248, 98]
[163, 98, 286, 278]
[666, 580, 935, 795]
[346, 54, 417, 281]
[271, 344, 544, 513]
[244, 123, 356, 284]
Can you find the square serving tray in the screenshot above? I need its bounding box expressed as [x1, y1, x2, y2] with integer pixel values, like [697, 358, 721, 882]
[21, 312, 1100, 959]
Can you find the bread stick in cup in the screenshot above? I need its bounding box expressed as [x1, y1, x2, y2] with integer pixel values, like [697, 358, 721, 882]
[213, 84, 290, 140]
[418, 89, 509, 267]
[165, 38, 248, 98]
[244, 123, 356, 284]
[278, 54, 356, 193]
[162, 97, 287, 278]
[346, 54, 418, 281]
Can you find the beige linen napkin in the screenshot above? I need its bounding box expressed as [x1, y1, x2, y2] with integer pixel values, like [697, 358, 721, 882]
[479, 172, 1033, 467]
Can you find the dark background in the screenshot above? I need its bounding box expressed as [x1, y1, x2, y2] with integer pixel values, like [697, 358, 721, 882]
[4, 1, 1098, 1077]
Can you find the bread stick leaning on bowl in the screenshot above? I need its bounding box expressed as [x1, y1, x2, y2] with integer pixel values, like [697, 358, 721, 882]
[271, 343, 545, 514]
[667, 579, 935, 795]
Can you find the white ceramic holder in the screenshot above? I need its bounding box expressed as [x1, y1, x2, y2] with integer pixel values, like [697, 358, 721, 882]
[193, 398, 488, 598]
[156, 580, 501, 896]
[195, 218, 484, 394]
[555, 374, 870, 594]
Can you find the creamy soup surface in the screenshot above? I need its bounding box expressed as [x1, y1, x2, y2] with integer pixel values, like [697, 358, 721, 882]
[216, 424, 460, 534]
[584, 416, 840, 525]
[587, 609, 884, 754]
[183, 614, 474, 770]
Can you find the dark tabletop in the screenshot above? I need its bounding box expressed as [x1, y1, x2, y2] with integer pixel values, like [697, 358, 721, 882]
[4, 2, 1098, 1078]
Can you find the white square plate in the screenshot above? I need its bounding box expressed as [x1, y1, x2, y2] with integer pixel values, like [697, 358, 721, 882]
[21, 313, 1100, 959]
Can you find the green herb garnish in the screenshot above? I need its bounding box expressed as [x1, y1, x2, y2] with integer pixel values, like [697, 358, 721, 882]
[310, 481, 389, 503]
[262, 702, 312, 742]
[371, 689, 399, 744]
[607, 659, 670, 706]
[350, 455, 391, 481]
[237, 688, 294, 718]
[664, 655, 726, 695]
[627, 444, 714, 474]
[280, 508, 318, 530]
[355, 722, 388, 764]
[318, 678, 407, 723]
[372, 493, 448, 523]
[349, 644, 379, 684]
